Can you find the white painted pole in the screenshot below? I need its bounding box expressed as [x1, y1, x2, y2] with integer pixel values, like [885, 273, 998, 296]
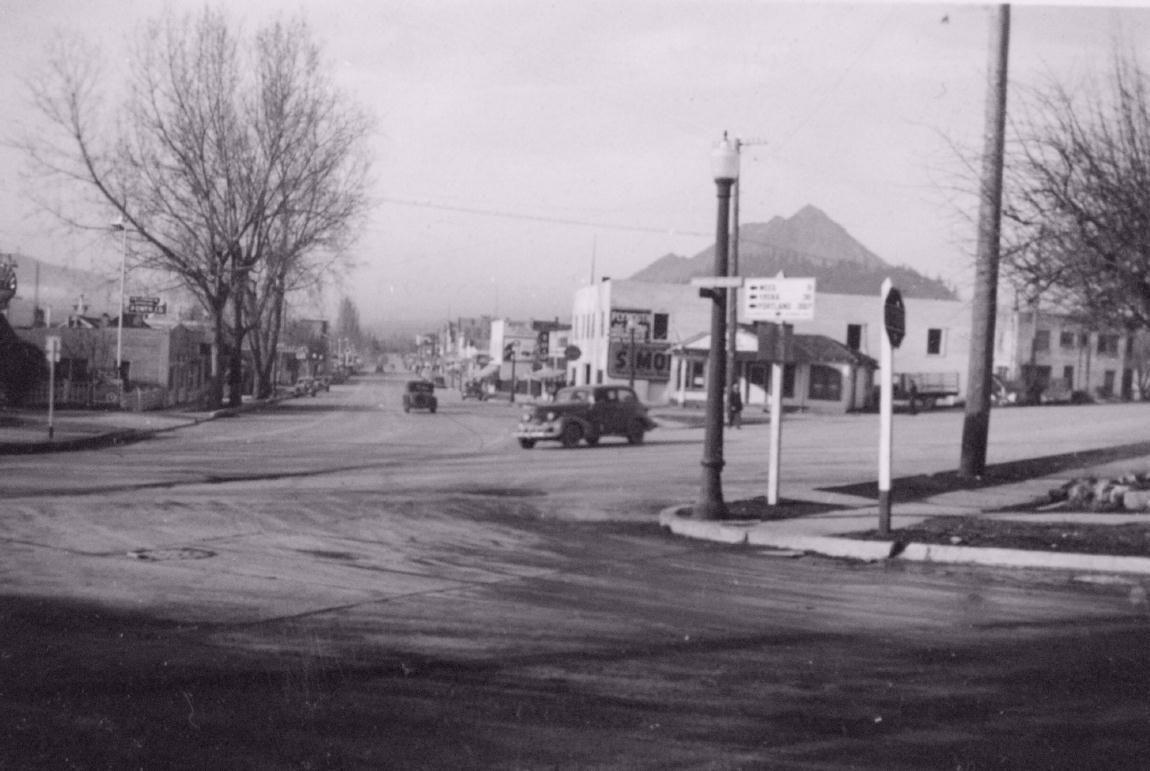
[767, 361, 783, 505]
[878, 278, 894, 535]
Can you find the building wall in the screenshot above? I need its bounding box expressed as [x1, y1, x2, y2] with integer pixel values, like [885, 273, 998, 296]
[571, 279, 969, 404]
[994, 308, 1131, 398]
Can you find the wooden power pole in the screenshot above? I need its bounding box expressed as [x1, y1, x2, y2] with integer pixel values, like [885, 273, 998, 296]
[960, 4, 1011, 478]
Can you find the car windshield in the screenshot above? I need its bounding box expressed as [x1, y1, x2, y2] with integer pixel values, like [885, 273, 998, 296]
[556, 388, 589, 403]
[408, 382, 433, 393]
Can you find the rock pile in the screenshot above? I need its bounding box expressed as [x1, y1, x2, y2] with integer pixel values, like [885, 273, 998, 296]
[1050, 472, 1150, 512]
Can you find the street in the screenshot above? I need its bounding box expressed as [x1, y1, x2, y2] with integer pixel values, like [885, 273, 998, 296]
[3, 374, 1150, 768]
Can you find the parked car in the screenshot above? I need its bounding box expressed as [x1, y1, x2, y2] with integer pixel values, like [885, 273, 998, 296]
[516, 385, 656, 449]
[402, 380, 438, 413]
[991, 375, 1022, 406]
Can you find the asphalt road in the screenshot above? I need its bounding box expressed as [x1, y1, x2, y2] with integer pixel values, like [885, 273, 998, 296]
[3, 374, 1150, 768]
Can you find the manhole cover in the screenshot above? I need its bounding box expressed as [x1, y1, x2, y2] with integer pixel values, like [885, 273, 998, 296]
[127, 547, 216, 562]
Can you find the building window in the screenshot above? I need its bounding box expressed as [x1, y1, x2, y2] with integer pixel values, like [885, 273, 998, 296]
[768, 363, 796, 398]
[1098, 334, 1119, 356]
[653, 313, 669, 341]
[689, 360, 706, 388]
[808, 365, 843, 401]
[1059, 331, 1076, 349]
[846, 324, 862, 351]
[927, 328, 945, 356]
[1103, 370, 1116, 395]
[1033, 329, 1050, 353]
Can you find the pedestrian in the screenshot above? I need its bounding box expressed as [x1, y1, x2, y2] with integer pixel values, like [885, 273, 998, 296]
[908, 380, 918, 416]
[728, 384, 743, 429]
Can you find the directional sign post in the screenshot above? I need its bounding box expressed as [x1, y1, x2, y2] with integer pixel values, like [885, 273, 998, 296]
[128, 296, 165, 315]
[742, 276, 816, 322]
[742, 276, 816, 506]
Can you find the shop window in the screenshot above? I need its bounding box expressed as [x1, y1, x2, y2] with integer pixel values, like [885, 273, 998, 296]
[1059, 331, 1076, 349]
[808, 365, 843, 401]
[689, 360, 706, 389]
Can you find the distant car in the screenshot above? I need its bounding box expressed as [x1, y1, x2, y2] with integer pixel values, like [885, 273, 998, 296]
[403, 380, 438, 413]
[294, 377, 319, 397]
[991, 376, 1022, 406]
[515, 385, 656, 449]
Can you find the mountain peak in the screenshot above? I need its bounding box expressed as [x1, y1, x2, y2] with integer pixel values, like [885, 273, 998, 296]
[628, 205, 957, 300]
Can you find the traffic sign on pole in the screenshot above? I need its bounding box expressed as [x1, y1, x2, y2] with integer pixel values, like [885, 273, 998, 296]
[883, 285, 906, 349]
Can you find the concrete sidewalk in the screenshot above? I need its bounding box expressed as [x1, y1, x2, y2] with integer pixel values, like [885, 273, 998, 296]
[660, 463, 1150, 576]
[0, 399, 274, 454]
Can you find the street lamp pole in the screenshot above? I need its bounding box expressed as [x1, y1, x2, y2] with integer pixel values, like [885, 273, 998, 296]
[693, 134, 739, 520]
[111, 217, 128, 377]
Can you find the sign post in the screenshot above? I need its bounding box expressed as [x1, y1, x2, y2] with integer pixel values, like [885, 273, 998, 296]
[45, 336, 61, 440]
[745, 275, 814, 506]
[879, 279, 905, 535]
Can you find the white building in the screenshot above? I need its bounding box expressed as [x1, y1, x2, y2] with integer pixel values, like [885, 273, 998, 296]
[568, 278, 972, 408]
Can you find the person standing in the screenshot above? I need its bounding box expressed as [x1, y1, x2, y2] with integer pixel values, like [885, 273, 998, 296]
[728, 384, 743, 429]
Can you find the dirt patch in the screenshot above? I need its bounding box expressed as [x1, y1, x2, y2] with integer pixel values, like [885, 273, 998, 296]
[728, 496, 1150, 557]
[849, 516, 1150, 557]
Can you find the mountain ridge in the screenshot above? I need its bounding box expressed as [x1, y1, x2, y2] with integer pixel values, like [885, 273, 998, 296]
[629, 206, 956, 301]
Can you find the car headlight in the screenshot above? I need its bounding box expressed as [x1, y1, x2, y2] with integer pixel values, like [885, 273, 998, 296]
[521, 411, 533, 421]
[545, 411, 557, 422]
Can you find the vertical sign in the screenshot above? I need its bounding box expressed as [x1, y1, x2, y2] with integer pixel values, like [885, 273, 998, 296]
[45, 336, 60, 440]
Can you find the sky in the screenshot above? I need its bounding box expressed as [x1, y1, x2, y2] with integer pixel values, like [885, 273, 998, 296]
[2, 0, 1149, 333]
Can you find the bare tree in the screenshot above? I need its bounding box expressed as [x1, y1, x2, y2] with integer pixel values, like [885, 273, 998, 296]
[20, 8, 372, 408]
[1002, 51, 1150, 332]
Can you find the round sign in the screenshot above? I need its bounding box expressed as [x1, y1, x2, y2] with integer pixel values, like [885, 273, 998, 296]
[884, 287, 906, 349]
[564, 344, 582, 361]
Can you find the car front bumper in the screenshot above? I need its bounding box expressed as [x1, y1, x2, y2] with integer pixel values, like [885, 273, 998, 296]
[516, 421, 562, 440]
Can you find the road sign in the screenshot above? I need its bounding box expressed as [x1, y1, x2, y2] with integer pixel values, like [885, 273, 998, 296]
[45, 336, 61, 363]
[128, 296, 165, 314]
[742, 277, 816, 321]
[883, 285, 906, 349]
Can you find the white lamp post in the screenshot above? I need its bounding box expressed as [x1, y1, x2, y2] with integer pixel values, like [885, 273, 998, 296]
[110, 216, 128, 378]
[693, 133, 740, 520]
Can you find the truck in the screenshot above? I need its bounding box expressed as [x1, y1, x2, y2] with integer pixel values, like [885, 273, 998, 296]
[892, 372, 961, 410]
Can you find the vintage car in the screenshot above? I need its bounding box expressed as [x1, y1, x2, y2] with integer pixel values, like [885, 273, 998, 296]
[402, 380, 438, 413]
[515, 385, 656, 449]
[293, 376, 319, 397]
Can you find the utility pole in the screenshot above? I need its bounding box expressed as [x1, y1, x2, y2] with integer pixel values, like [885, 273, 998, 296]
[960, 4, 1011, 478]
[724, 138, 766, 418]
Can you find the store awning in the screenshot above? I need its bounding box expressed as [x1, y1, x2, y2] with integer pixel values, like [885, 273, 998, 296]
[474, 362, 501, 379]
[529, 366, 566, 380]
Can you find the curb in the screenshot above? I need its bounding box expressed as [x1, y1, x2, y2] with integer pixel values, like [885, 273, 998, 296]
[657, 505, 1150, 575]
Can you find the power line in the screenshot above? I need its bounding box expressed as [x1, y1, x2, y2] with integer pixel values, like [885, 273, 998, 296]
[378, 196, 710, 239]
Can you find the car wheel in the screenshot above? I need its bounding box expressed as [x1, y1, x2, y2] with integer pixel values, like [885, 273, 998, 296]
[626, 420, 646, 445]
[518, 438, 536, 449]
[430, 405, 437, 413]
[584, 435, 600, 447]
[403, 405, 410, 413]
[560, 423, 582, 449]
